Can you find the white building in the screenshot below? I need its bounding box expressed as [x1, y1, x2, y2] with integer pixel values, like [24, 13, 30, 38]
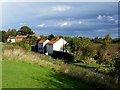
[38, 37, 67, 54]
[7, 35, 40, 43]
[38, 39, 49, 53]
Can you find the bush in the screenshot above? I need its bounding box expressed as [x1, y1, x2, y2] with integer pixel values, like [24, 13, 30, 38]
[12, 41, 31, 51]
[95, 66, 115, 75]
[51, 51, 74, 62]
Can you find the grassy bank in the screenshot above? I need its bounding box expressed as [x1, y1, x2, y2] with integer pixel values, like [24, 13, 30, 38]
[3, 60, 90, 88]
[2, 44, 118, 88]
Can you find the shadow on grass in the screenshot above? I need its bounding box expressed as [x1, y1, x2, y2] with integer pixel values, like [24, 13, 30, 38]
[30, 72, 95, 89]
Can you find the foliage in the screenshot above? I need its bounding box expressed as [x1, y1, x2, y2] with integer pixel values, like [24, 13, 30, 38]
[91, 37, 103, 43]
[97, 47, 106, 63]
[68, 37, 97, 58]
[7, 29, 17, 37]
[51, 51, 74, 62]
[17, 26, 34, 35]
[40, 35, 48, 40]
[12, 41, 31, 51]
[23, 35, 38, 45]
[112, 38, 120, 43]
[95, 66, 115, 74]
[0, 31, 2, 42]
[101, 34, 111, 50]
[48, 34, 55, 40]
[96, 34, 111, 63]
[1, 31, 9, 42]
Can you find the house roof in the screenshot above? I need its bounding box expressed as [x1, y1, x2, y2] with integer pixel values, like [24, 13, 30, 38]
[38, 40, 47, 43]
[8, 34, 40, 39]
[46, 38, 60, 44]
[8, 35, 27, 39]
[16, 35, 27, 38]
[31, 34, 40, 38]
[8, 37, 16, 39]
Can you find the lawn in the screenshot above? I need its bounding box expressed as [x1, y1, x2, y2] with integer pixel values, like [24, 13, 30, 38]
[74, 62, 101, 68]
[2, 60, 92, 88]
[74, 62, 110, 68]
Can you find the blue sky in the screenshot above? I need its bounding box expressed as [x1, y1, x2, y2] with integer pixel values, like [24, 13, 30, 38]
[2, 2, 118, 38]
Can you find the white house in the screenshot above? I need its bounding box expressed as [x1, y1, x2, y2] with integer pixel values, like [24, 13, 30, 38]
[7, 35, 40, 43]
[38, 39, 49, 53]
[38, 37, 67, 54]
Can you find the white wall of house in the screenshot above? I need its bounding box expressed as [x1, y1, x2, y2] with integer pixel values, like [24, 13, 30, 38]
[7, 39, 16, 43]
[15, 38, 22, 40]
[46, 38, 67, 54]
[53, 38, 67, 51]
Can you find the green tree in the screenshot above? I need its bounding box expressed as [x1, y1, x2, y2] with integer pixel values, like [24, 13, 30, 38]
[17, 26, 34, 35]
[97, 34, 111, 63]
[48, 34, 55, 40]
[0, 31, 2, 42]
[101, 34, 111, 52]
[23, 35, 38, 45]
[2, 31, 9, 42]
[7, 29, 17, 37]
[40, 35, 48, 40]
[91, 37, 103, 43]
[69, 37, 96, 58]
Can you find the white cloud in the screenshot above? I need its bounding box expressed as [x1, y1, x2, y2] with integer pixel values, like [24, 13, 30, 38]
[57, 20, 84, 27]
[97, 15, 103, 20]
[58, 22, 71, 27]
[107, 16, 114, 21]
[51, 5, 72, 12]
[78, 21, 84, 24]
[37, 24, 45, 27]
[97, 15, 117, 23]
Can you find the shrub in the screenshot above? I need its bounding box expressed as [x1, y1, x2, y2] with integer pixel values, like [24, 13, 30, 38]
[12, 41, 31, 51]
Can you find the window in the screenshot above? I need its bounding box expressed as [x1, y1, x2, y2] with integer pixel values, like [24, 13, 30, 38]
[39, 48, 43, 50]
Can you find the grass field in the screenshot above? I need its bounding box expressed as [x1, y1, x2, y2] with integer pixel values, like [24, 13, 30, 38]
[74, 62, 110, 68]
[2, 60, 91, 88]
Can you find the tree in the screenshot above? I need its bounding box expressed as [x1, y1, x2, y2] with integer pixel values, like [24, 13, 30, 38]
[7, 29, 17, 37]
[91, 37, 103, 43]
[2, 30, 9, 42]
[48, 34, 55, 40]
[22, 35, 38, 45]
[17, 26, 34, 35]
[97, 34, 111, 63]
[0, 31, 2, 42]
[69, 37, 96, 58]
[101, 34, 111, 52]
[40, 35, 48, 40]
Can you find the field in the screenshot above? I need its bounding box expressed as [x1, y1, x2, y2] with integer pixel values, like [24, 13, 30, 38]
[2, 60, 91, 88]
[2, 44, 118, 88]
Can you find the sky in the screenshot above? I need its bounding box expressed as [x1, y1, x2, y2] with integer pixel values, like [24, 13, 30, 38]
[1, 2, 118, 38]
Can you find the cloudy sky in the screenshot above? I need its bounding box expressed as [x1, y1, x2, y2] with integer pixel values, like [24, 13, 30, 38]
[2, 2, 118, 38]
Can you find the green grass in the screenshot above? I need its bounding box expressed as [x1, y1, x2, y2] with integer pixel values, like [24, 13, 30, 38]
[74, 62, 111, 68]
[74, 62, 101, 68]
[2, 60, 91, 88]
